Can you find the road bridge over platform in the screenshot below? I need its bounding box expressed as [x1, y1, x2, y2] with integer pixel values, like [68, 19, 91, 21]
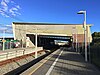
[12, 22, 92, 48]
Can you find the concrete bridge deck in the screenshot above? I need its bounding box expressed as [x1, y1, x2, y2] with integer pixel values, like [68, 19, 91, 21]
[21, 47, 100, 75]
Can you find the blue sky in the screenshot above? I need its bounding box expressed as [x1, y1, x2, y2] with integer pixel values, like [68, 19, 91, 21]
[0, 0, 100, 37]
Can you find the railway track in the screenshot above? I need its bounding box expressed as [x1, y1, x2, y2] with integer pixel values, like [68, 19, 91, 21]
[0, 47, 58, 75]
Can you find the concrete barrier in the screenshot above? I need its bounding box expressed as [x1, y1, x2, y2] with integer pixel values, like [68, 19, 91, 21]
[0, 47, 43, 62]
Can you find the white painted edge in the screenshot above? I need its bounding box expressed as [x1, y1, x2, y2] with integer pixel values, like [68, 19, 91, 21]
[45, 50, 63, 75]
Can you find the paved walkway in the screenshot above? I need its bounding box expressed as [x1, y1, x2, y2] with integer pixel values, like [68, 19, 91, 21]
[49, 47, 100, 75]
[21, 47, 100, 75]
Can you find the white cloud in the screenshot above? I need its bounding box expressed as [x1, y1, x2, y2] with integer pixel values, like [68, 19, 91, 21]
[4, 0, 10, 3]
[1, 0, 7, 6]
[15, 11, 21, 15]
[0, 9, 9, 17]
[0, 11, 9, 17]
[16, 5, 21, 9]
[0, 0, 21, 17]
[12, 7, 18, 11]
[3, 6, 8, 11]
[9, 7, 19, 16]
[11, 13, 16, 16]
[10, 0, 15, 4]
[9, 8, 14, 13]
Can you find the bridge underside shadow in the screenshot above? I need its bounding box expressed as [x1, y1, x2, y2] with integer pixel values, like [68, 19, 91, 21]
[26, 34, 72, 50]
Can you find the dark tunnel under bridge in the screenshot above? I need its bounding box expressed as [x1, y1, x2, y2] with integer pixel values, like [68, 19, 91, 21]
[26, 34, 72, 50]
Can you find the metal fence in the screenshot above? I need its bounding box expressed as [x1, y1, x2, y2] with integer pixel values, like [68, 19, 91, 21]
[90, 44, 100, 67]
[0, 40, 23, 50]
[0, 47, 43, 62]
[79, 43, 100, 68]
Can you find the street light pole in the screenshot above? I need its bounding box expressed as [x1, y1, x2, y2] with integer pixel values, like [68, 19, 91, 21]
[77, 10, 87, 62]
[2, 30, 6, 51]
[84, 20, 87, 62]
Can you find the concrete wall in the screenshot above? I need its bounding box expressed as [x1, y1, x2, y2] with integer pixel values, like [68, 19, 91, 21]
[12, 22, 92, 47]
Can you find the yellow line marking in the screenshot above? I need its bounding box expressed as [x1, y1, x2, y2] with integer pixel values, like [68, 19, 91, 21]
[28, 49, 60, 75]
[28, 55, 52, 75]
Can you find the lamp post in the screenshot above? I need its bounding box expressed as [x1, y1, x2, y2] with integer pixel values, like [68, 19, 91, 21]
[2, 30, 6, 51]
[77, 10, 87, 62]
[1, 28, 7, 51]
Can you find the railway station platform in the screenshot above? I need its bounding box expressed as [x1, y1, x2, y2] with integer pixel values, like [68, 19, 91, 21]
[21, 47, 100, 75]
